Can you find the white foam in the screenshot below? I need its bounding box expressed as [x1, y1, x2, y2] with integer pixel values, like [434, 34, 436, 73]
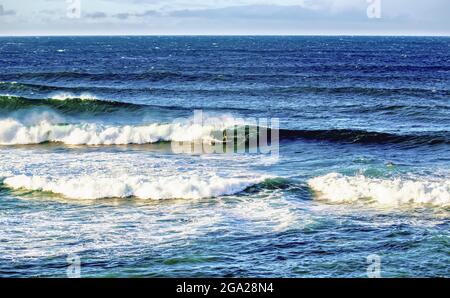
[308, 173, 450, 206]
[4, 174, 264, 200]
[0, 114, 239, 145]
[50, 92, 97, 101]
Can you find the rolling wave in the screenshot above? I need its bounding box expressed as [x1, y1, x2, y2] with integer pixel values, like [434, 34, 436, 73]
[1, 64, 449, 82]
[308, 173, 450, 207]
[278, 128, 450, 146]
[4, 171, 447, 205]
[0, 94, 146, 114]
[265, 86, 450, 97]
[0, 81, 168, 94]
[0, 94, 250, 114]
[3, 174, 267, 200]
[0, 71, 220, 83]
[0, 108, 447, 147]
[0, 95, 448, 147]
[0, 115, 240, 145]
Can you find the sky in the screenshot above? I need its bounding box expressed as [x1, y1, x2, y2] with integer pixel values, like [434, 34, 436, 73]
[0, 0, 449, 36]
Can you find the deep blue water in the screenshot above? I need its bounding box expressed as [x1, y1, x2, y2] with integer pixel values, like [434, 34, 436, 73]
[0, 36, 449, 277]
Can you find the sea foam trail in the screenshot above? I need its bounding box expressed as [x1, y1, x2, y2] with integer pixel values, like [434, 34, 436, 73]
[3, 175, 264, 200]
[0, 114, 243, 145]
[308, 173, 450, 206]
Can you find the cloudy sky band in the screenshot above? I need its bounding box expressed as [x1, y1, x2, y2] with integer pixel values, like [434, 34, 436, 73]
[0, 0, 449, 36]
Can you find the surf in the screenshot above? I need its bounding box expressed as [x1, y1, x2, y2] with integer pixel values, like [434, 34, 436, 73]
[2, 174, 269, 200]
[308, 172, 450, 207]
[0, 95, 448, 148]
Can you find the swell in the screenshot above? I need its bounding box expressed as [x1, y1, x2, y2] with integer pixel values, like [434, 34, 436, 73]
[356, 104, 450, 113]
[264, 86, 450, 97]
[2, 92, 448, 119]
[0, 71, 221, 83]
[0, 121, 447, 147]
[0, 95, 147, 115]
[2, 81, 449, 98]
[0, 81, 121, 94]
[0, 96, 448, 147]
[1, 64, 449, 81]
[0, 94, 251, 114]
[278, 128, 450, 146]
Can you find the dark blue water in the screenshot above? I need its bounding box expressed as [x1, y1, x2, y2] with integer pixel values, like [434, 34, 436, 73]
[0, 36, 449, 277]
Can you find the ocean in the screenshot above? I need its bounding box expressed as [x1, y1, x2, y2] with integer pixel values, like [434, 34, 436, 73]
[0, 36, 448, 277]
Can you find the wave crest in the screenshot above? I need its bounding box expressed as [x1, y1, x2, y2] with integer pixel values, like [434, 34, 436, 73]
[3, 174, 264, 200]
[1, 95, 448, 147]
[0, 95, 144, 115]
[0, 114, 240, 145]
[308, 173, 450, 206]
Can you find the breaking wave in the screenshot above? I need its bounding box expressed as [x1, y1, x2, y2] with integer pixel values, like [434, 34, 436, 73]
[0, 95, 448, 147]
[308, 173, 450, 207]
[0, 111, 244, 145]
[3, 174, 266, 200]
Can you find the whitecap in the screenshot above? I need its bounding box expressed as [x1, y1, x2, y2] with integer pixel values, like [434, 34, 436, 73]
[308, 173, 450, 207]
[4, 174, 264, 200]
[0, 110, 245, 145]
[50, 92, 97, 101]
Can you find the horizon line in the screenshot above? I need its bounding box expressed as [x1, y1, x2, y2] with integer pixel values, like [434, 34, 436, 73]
[1, 33, 450, 38]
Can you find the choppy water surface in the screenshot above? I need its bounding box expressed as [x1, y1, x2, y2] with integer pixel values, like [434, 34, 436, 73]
[0, 36, 449, 277]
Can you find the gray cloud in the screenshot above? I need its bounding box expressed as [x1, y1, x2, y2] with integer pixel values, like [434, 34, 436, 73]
[113, 13, 128, 20]
[1, 1, 449, 36]
[171, 5, 323, 19]
[40, 9, 60, 15]
[113, 10, 160, 19]
[0, 5, 16, 16]
[170, 4, 367, 21]
[85, 12, 108, 19]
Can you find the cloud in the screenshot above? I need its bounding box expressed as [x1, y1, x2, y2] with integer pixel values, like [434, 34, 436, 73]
[112, 10, 160, 19]
[169, 4, 364, 21]
[114, 12, 130, 20]
[84, 12, 108, 19]
[1, 0, 449, 35]
[0, 5, 16, 16]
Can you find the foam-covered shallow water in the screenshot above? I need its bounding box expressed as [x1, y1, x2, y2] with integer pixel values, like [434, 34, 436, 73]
[0, 36, 449, 277]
